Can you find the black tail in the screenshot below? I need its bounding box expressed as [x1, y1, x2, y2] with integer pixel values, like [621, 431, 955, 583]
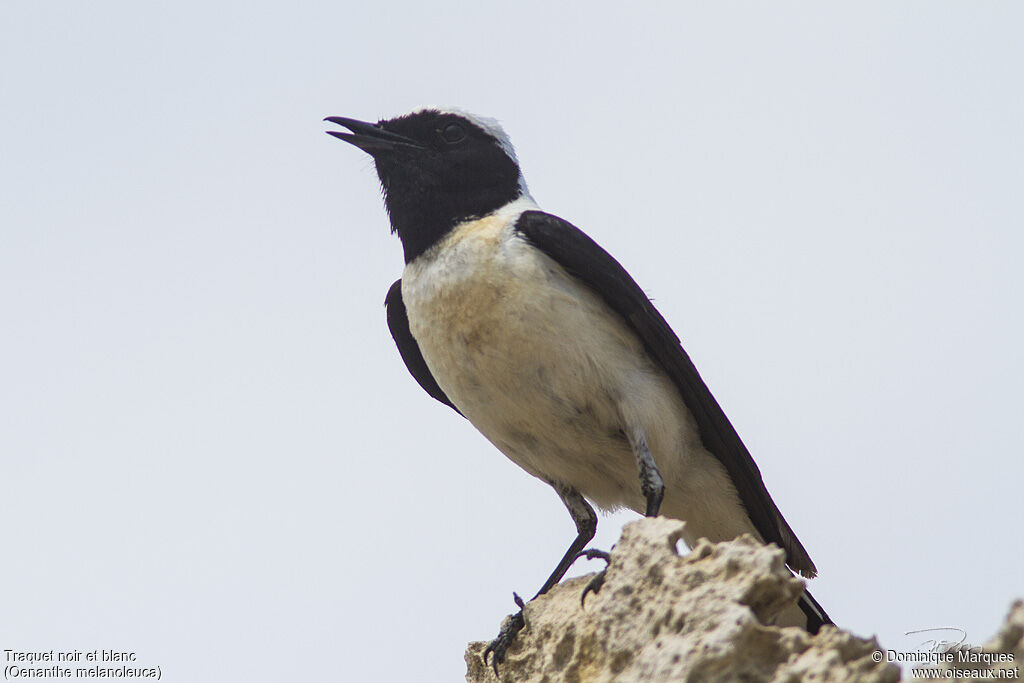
[798, 588, 833, 634]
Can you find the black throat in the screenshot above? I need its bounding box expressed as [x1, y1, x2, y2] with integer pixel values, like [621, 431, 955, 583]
[382, 172, 522, 263]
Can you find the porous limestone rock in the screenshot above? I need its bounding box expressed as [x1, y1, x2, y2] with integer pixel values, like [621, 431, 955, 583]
[465, 517, 900, 682]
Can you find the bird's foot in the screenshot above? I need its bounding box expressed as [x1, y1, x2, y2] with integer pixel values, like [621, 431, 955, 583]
[575, 548, 611, 607]
[482, 592, 526, 676]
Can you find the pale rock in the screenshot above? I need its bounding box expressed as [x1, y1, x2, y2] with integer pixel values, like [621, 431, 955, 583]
[466, 520, 1024, 681]
[465, 517, 900, 682]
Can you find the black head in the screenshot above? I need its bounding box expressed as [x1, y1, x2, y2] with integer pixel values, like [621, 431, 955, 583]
[326, 108, 527, 262]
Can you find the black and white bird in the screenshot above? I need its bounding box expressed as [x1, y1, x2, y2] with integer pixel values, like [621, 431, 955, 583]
[325, 107, 832, 664]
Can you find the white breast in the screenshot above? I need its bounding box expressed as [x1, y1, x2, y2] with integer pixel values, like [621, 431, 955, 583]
[401, 203, 754, 544]
[401, 207, 635, 504]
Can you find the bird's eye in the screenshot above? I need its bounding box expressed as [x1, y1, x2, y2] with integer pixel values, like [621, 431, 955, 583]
[440, 123, 466, 144]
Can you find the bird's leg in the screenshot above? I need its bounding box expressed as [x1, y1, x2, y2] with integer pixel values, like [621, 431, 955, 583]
[630, 425, 664, 517]
[576, 425, 664, 608]
[482, 485, 596, 674]
[534, 487, 599, 597]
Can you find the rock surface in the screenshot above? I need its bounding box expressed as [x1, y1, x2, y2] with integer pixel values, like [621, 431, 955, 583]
[465, 518, 1020, 682]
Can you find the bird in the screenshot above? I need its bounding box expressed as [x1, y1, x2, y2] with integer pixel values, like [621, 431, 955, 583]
[325, 106, 832, 668]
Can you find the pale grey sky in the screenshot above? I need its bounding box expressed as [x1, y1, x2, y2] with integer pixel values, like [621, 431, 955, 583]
[2, 2, 1022, 681]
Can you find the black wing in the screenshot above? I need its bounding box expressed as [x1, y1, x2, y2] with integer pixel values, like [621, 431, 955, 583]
[514, 211, 817, 578]
[384, 279, 462, 416]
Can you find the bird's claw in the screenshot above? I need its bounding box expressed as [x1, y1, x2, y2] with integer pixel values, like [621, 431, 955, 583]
[575, 548, 611, 608]
[580, 571, 606, 607]
[482, 593, 526, 675]
[575, 548, 611, 563]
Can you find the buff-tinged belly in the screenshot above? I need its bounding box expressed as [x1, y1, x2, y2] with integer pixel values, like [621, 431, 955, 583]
[401, 217, 647, 503]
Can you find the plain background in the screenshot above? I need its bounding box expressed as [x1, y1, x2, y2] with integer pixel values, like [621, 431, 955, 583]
[2, 2, 1021, 681]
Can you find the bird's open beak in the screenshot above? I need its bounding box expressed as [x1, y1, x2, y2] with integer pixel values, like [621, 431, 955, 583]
[324, 116, 423, 154]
